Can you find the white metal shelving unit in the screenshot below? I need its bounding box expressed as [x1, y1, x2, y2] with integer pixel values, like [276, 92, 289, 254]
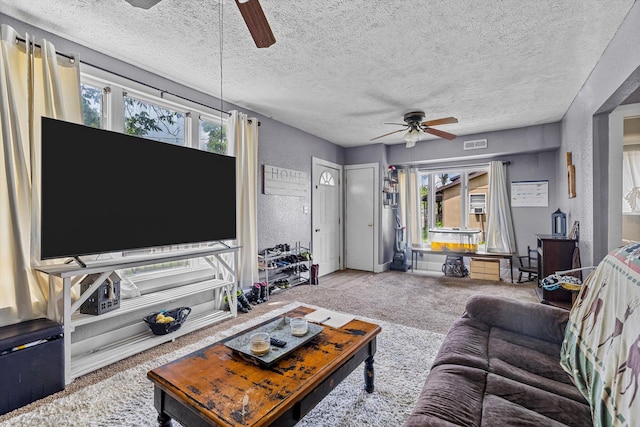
[36, 244, 240, 384]
[258, 242, 312, 299]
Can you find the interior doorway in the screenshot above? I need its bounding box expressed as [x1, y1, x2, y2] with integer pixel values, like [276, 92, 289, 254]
[311, 158, 343, 277]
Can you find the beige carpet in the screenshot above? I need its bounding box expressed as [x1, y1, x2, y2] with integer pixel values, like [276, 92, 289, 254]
[0, 269, 539, 423]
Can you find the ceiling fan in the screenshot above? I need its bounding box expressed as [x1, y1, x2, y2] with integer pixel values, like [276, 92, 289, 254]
[371, 111, 458, 148]
[124, 0, 276, 48]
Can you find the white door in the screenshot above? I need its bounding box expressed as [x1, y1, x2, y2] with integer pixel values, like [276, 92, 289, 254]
[312, 159, 341, 277]
[346, 164, 377, 271]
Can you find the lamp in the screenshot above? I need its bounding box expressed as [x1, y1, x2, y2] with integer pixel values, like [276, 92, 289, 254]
[403, 127, 421, 148]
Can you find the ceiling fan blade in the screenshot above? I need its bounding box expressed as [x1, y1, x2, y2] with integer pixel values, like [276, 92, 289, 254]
[370, 128, 407, 141]
[384, 122, 409, 126]
[424, 127, 457, 140]
[235, 0, 276, 48]
[421, 117, 458, 127]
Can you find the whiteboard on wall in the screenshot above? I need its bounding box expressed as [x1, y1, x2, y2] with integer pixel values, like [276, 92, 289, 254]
[511, 180, 549, 207]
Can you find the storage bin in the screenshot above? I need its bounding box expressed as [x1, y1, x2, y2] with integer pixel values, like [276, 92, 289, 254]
[429, 228, 481, 253]
[0, 318, 64, 415]
[470, 258, 501, 281]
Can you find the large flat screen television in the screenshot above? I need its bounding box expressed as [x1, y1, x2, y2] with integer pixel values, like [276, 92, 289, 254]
[40, 117, 236, 261]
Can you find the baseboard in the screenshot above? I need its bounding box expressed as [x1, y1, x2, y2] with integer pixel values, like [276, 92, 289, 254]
[377, 262, 391, 272]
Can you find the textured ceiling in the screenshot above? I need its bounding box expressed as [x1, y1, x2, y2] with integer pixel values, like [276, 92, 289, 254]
[0, 0, 635, 147]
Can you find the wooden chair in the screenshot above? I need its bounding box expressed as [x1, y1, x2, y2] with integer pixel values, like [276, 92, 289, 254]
[517, 246, 538, 283]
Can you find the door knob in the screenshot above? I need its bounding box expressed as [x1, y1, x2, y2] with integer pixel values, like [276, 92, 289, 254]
[315, 228, 320, 232]
[368, 224, 373, 227]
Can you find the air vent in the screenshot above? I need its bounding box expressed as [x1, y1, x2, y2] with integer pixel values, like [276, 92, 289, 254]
[463, 139, 488, 150]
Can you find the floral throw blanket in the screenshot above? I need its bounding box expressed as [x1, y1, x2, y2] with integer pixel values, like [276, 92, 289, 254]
[561, 243, 640, 426]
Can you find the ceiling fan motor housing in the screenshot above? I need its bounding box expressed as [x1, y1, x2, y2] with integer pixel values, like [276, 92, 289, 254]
[403, 111, 426, 125]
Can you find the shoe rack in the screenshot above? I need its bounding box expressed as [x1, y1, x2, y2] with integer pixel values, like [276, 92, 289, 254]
[258, 242, 312, 299]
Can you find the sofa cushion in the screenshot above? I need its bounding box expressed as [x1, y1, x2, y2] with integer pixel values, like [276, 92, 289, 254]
[431, 317, 491, 371]
[404, 364, 486, 427]
[406, 296, 593, 426]
[488, 328, 587, 403]
[465, 294, 569, 344]
[403, 363, 592, 427]
[433, 313, 587, 403]
[483, 372, 591, 426]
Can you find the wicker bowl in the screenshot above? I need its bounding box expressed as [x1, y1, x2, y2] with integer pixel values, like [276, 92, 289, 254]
[143, 306, 192, 335]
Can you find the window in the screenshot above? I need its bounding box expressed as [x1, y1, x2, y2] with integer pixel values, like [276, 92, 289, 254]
[419, 167, 489, 245]
[320, 170, 335, 186]
[199, 115, 227, 154]
[123, 94, 185, 145]
[79, 68, 229, 278]
[81, 83, 102, 128]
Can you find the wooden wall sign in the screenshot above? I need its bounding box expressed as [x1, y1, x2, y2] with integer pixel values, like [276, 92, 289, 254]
[263, 165, 308, 196]
[567, 152, 576, 198]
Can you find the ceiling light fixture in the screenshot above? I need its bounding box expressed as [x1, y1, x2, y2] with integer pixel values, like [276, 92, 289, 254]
[403, 127, 421, 148]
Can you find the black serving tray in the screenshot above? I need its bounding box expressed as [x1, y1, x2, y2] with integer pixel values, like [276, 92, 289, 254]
[224, 317, 323, 367]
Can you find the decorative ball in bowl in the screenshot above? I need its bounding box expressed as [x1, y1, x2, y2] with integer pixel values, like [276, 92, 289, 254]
[249, 332, 271, 356]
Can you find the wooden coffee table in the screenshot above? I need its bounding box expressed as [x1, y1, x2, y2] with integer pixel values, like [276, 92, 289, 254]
[147, 306, 381, 426]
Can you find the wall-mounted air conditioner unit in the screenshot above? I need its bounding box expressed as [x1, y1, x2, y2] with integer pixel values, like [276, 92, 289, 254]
[469, 193, 487, 215]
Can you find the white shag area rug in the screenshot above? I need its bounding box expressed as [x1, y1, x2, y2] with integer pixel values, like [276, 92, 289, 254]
[1, 302, 444, 427]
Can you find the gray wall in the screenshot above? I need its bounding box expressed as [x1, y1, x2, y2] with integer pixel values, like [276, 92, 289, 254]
[560, 2, 640, 264]
[257, 117, 344, 251]
[504, 150, 559, 251]
[386, 122, 561, 166]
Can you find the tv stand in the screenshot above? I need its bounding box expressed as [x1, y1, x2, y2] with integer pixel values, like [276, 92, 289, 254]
[36, 244, 240, 384]
[64, 256, 87, 268]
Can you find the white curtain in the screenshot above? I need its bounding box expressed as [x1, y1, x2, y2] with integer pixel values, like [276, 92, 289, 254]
[485, 161, 516, 253]
[0, 24, 82, 326]
[228, 110, 259, 289]
[623, 148, 640, 213]
[398, 168, 421, 248]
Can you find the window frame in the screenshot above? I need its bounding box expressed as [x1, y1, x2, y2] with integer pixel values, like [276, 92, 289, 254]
[419, 164, 490, 246]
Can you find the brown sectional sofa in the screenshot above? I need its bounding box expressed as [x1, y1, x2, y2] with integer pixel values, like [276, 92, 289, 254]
[404, 295, 591, 426]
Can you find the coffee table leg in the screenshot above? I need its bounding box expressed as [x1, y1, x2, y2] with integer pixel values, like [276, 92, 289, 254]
[157, 412, 172, 427]
[364, 355, 375, 393]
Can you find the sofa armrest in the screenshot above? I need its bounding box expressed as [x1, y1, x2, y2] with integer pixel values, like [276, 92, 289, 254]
[464, 295, 569, 344]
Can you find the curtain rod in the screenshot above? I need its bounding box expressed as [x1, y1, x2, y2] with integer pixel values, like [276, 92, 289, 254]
[414, 160, 511, 170]
[14, 36, 262, 126]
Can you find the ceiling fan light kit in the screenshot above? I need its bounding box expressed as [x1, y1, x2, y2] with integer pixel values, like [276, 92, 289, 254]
[403, 127, 421, 147]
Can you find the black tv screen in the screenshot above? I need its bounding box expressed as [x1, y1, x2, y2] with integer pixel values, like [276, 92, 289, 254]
[40, 117, 236, 260]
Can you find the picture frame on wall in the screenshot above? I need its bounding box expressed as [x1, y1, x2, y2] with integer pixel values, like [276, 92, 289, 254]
[567, 152, 576, 198]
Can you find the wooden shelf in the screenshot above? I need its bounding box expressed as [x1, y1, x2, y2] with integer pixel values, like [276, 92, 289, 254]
[71, 309, 233, 380]
[72, 278, 230, 327]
